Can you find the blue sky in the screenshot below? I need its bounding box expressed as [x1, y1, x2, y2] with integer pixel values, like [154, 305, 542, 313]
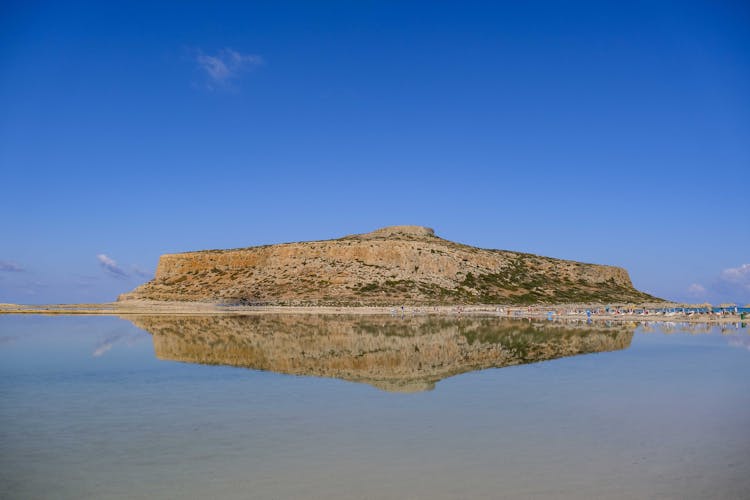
[1, 1, 748, 304]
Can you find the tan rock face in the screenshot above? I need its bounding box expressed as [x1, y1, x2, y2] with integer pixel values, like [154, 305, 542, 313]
[127, 314, 635, 392]
[119, 225, 659, 305]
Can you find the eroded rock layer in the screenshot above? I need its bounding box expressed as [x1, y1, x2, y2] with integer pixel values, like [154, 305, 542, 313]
[120, 225, 658, 305]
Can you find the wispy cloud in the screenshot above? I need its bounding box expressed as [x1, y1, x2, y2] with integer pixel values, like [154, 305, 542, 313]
[0, 260, 24, 272]
[685, 263, 750, 304]
[719, 264, 750, 293]
[92, 330, 146, 357]
[97, 254, 128, 278]
[194, 48, 263, 89]
[686, 283, 707, 296]
[131, 265, 152, 278]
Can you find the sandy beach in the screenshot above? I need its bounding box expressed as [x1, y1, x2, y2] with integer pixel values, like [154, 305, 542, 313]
[1, 300, 746, 324]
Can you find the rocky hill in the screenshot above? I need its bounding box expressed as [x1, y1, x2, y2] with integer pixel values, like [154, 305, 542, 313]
[119, 225, 659, 305]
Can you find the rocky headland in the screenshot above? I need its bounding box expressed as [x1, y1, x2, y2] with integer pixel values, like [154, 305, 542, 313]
[119, 225, 659, 306]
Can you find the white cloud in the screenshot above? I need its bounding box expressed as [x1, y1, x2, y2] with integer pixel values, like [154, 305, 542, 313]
[691, 263, 750, 304]
[0, 260, 24, 272]
[720, 263, 750, 291]
[97, 254, 128, 278]
[196, 53, 231, 81]
[195, 48, 263, 89]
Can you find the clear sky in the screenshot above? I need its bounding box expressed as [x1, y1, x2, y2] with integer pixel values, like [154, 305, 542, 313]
[1, 1, 748, 305]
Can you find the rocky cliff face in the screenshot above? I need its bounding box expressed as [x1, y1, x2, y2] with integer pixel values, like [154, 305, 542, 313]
[119, 225, 658, 305]
[128, 314, 635, 392]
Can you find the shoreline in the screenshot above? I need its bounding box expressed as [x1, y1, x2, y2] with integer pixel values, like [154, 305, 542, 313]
[1, 301, 746, 324]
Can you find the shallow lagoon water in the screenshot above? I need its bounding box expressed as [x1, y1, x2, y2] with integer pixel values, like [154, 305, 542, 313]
[1, 315, 749, 499]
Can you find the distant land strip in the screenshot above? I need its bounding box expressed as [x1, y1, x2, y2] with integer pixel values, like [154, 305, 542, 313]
[0, 301, 745, 324]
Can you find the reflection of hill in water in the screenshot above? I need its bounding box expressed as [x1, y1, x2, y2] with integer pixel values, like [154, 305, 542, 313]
[128, 315, 635, 392]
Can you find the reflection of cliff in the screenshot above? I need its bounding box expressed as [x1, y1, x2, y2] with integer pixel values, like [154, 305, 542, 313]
[127, 315, 635, 392]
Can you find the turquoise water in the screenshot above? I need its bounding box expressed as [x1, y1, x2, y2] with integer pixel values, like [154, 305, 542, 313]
[1, 315, 749, 499]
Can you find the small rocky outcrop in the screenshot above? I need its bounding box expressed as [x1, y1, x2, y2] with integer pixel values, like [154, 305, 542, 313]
[119, 225, 659, 305]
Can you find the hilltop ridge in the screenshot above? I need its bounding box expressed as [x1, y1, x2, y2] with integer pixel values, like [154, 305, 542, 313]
[119, 225, 660, 305]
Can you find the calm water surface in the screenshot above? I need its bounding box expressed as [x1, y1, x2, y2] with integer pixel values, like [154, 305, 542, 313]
[1, 315, 748, 499]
